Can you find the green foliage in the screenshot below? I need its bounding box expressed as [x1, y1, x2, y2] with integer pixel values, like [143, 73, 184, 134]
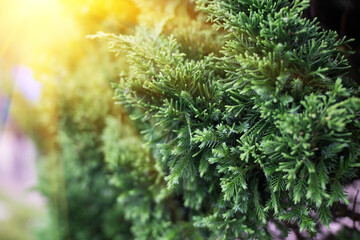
[38, 131, 132, 240]
[35, 20, 134, 240]
[99, 0, 360, 239]
[101, 116, 207, 239]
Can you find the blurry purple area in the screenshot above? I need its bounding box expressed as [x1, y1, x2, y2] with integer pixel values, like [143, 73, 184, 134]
[0, 120, 45, 207]
[12, 65, 42, 103]
[0, 65, 45, 225]
[0, 65, 42, 129]
[0, 93, 10, 129]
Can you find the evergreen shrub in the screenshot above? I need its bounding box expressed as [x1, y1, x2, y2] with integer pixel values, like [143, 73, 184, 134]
[98, 0, 360, 239]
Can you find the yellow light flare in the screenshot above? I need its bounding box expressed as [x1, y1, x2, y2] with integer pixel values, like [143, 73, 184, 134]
[0, 0, 138, 135]
[0, 0, 74, 62]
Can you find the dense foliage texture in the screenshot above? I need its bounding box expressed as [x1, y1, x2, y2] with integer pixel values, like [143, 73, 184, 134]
[99, 0, 360, 239]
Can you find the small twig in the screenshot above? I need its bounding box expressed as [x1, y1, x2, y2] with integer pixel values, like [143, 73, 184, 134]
[353, 190, 359, 229]
[334, 202, 360, 221]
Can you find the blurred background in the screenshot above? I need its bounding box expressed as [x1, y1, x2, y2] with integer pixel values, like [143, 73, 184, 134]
[0, 0, 138, 239]
[0, 0, 359, 239]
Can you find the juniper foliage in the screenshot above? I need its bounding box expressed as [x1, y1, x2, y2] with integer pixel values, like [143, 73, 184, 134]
[102, 116, 207, 239]
[100, 0, 360, 238]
